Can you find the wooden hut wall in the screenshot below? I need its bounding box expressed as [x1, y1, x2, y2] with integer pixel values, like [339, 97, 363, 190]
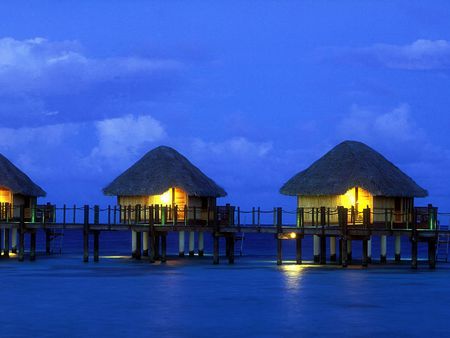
[373, 197, 414, 223]
[187, 196, 215, 222]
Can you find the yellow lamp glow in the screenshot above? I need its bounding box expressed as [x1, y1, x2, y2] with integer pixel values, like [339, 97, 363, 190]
[160, 190, 171, 204]
[289, 232, 297, 239]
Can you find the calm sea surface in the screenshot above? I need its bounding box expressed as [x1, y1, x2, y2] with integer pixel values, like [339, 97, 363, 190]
[1, 231, 449, 338]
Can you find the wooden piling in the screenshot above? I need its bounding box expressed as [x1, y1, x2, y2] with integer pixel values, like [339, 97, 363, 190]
[395, 235, 401, 262]
[45, 230, 51, 255]
[428, 239, 436, 269]
[229, 234, 235, 264]
[83, 205, 89, 263]
[148, 206, 156, 263]
[11, 227, 17, 254]
[179, 231, 185, 257]
[276, 207, 282, 266]
[342, 237, 348, 268]
[198, 232, 204, 257]
[161, 233, 167, 263]
[330, 237, 337, 262]
[296, 236, 302, 264]
[380, 235, 387, 263]
[18, 206, 25, 262]
[411, 238, 418, 269]
[213, 233, 219, 265]
[189, 231, 195, 256]
[362, 239, 368, 267]
[93, 230, 100, 262]
[30, 231, 36, 261]
[135, 231, 142, 260]
[4, 228, 9, 257]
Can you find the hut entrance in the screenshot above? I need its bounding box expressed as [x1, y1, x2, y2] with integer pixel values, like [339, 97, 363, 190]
[341, 187, 373, 222]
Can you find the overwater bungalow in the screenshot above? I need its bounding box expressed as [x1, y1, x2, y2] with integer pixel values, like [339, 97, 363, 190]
[280, 140, 428, 262]
[103, 145, 227, 257]
[0, 153, 46, 253]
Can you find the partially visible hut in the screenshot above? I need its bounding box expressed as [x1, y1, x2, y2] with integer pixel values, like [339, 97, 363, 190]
[0, 153, 46, 219]
[280, 141, 428, 224]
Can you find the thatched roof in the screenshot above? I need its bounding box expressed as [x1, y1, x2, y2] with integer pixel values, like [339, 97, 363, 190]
[0, 154, 46, 197]
[280, 141, 428, 198]
[103, 146, 227, 197]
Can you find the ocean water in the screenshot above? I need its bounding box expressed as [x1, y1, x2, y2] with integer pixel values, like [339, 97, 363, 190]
[1, 231, 449, 338]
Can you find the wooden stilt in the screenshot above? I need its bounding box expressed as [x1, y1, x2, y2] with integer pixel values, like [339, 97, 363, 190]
[149, 206, 155, 263]
[11, 228, 17, 254]
[320, 235, 326, 265]
[155, 234, 160, 260]
[3, 228, 9, 257]
[380, 235, 387, 263]
[45, 230, 51, 255]
[276, 207, 282, 266]
[135, 231, 142, 260]
[330, 237, 336, 262]
[142, 232, 149, 256]
[277, 236, 282, 266]
[411, 238, 418, 269]
[161, 233, 167, 263]
[213, 233, 219, 265]
[189, 231, 195, 256]
[229, 235, 235, 264]
[428, 239, 436, 269]
[131, 231, 137, 258]
[296, 237, 302, 264]
[179, 231, 185, 257]
[342, 237, 348, 268]
[395, 235, 401, 262]
[93, 231, 100, 262]
[30, 231, 36, 262]
[367, 237, 372, 263]
[83, 205, 89, 263]
[362, 239, 368, 267]
[18, 206, 25, 262]
[313, 235, 320, 263]
[198, 232, 204, 257]
[338, 239, 343, 265]
[347, 240, 352, 262]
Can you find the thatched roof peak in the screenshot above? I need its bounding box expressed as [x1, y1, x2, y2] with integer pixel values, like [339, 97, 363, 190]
[0, 153, 46, 197]
[103, 146, 227, 197]
[280, 140, 428, 198]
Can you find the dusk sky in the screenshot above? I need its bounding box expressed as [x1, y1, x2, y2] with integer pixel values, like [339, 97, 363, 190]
[1, 1, 449, 210]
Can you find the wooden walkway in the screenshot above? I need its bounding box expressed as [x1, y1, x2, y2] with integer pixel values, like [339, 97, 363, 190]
[0, 204, 445, 269]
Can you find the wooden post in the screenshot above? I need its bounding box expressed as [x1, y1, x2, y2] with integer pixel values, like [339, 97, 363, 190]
[347, 240, 352, 262]
[395, 235, 401, 262]
[93, 231, 100, 262]
[338, 239, 343, 265]
[45, 230, 51, 255]
[330, 237, 337, 262]
[380, 235, 387, 263]
[229, 234, 235, 264]
[18, 205, 25, 262]
[320, 207, 326, 265]
[11, 227, 17, 254]
[189, 231, 195, 256]
[131, 231, 137, 258]
[4, 228, 10, 258]
[154, 234, 160, 260]
[428, 239, 436, 269]
[342, 236, 348, 268]
[213, 233, 219, 265]
[143, 231, 149, 257]
[362, 239, 368, 267]
[313, 236, 320, 263]
[30, 231, 36, 261]
[296, 236, 302, 265]
[83, 205, 89, 263]
[411, 238, 418, 269]
[276, 207, 283, 266]
[198, 232, 204, 257]
[161, 233, 167, 263]
[135, 231, 142, 260]
[148, 206, 155, 263]
[179, 231, 185, 257]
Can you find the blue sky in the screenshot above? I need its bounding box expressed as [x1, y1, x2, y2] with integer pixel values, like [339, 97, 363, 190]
[0, 1, 449, 210]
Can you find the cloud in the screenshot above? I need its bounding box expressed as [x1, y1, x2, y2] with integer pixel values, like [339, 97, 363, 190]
[0, 37, 183, 94]
[89, 114, 166, 163]
[331, 39, 450, 70]
[338, 103, 424, 143]
[191, 137, 273, 159]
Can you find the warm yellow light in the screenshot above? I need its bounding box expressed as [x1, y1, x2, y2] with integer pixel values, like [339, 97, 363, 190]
[160, 190, 171, 204]
[290, 232, 297, 239]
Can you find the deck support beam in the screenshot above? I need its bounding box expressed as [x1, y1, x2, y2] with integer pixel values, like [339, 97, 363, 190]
[320, 236, 326, 265]
[277, 236, 282, 266]
[135, 231, 142, 260]
[341, 238, 348, 268]
[380, 235, 387, 263]
[411, 238, 418, 269]
[362, 239, 368, 267]
[367, 237, 372, 263]
[428, 239, 436, 269]
[347, 240, 352, 262]
[229, 235, 235, 264]
[131, 231, 137, 258]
